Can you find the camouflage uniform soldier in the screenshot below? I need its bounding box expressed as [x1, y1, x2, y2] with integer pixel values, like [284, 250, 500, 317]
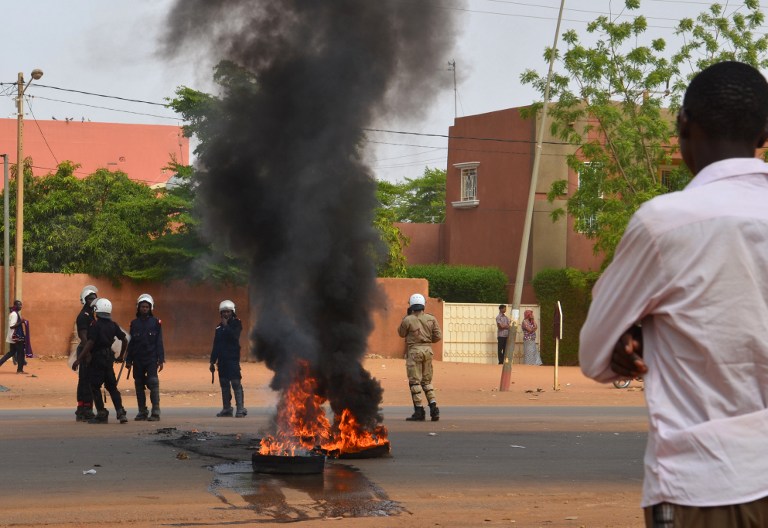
[398, 293, 442, 422]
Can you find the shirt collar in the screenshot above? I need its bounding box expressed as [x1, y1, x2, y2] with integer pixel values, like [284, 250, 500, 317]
[686, 158, 768, 190]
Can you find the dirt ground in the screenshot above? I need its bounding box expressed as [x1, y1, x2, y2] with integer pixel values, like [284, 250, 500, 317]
[0, 356, 645, 409]
[0, 357, 648, 527]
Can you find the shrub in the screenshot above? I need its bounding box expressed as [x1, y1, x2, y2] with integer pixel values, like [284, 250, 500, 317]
[532, 268, 599, 366]
[405, 264, 508, 303]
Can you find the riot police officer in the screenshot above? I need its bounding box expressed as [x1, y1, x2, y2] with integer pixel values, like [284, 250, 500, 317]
[125, 293, 165, 421]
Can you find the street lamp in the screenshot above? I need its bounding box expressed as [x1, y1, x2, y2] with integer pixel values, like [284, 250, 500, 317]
[15, 68, 43, 301]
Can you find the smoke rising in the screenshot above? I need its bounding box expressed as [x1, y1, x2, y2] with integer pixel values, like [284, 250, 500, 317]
[163, 1, 462, 429]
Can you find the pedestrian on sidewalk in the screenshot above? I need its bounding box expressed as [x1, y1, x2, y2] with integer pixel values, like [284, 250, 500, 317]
[0, 300, 27, 374]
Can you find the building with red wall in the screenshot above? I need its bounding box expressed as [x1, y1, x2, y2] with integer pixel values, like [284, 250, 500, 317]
[400, 106, 614, 303]
[0, 118, 189, 188]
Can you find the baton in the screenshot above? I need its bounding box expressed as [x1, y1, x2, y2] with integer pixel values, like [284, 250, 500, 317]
[116, 359, 126, 384]
[211, 369, 215, 384]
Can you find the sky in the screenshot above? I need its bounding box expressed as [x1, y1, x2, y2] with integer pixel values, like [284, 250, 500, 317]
[0, 0, 749, 183]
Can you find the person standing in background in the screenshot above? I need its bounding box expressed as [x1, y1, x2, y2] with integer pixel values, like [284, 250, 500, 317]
[522, 310, 542, 366]
[495, 304, 511, 365]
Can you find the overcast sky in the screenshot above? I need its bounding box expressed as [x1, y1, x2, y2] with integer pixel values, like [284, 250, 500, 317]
[0, 0, 748, 182]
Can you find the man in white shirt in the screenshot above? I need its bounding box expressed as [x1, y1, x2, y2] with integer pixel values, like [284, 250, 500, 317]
[0, 300, 25, 373]
[580, 61, 768, 527]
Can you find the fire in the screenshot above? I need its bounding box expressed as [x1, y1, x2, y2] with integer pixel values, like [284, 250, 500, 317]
[259, 362, 388, 457]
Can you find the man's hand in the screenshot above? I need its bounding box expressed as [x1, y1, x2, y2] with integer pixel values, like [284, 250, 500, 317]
[72, 359, 79, 372]
[158, 361, 164, 372]
[610, 326, 647, 378]
[209, 363, 216, 373]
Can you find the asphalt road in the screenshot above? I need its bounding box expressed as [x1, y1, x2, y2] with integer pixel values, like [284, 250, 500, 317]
[0, 406, 648, 527]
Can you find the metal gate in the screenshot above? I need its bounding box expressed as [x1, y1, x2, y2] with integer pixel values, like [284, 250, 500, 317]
[442, 303, 539, 364]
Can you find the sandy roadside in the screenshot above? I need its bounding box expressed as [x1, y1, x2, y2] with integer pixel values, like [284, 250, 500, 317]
[0, 356, 645, 410]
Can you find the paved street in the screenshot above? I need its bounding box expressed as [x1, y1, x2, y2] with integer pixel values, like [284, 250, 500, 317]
[1, 405, 647, 527]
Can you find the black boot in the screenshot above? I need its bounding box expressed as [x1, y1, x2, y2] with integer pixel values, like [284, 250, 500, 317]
[135, 407, 149, 421]
[406, 405, 426, 421]
[82, 406, 95, 421]
[75, 406, 84, 422]
[147, 408, 160, 422]
[88, 410, 109, 424]
[217, 407, 234, 417]
[116, 408, 128, 424]
[429, 402, 440, 422]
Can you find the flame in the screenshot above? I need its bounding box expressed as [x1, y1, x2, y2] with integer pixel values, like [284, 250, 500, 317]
[259, 361, 388, 457]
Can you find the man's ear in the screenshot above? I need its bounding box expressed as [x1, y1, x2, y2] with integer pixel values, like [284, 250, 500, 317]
[676, 109, 690, 138]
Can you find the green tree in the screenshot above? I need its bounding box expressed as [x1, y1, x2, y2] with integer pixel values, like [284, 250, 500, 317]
[377, 167, 446, 224]
[124, 159, 248, 283]
[520, 0, 768, 264]
[4, 159, 180, 281]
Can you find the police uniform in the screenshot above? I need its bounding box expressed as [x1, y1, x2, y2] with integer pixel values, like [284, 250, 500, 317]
[74, 304, 95, 420]
[126, 315, 164, 420]
[210, 316, 246, 416]
[87, 317, 127, 422]
[398, 311, 442, 420]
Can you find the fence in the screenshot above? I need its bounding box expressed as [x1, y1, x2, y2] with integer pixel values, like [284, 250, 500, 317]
[442, 303, 540, 364]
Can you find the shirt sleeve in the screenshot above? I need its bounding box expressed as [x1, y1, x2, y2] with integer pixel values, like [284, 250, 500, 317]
[579, 214, 666, 382]
[397, 317, 410, 338]
[115, 323, 127, 341]
[431, 317, 442, 343]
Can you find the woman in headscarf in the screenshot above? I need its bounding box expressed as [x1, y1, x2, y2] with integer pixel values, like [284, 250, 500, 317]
[522, 309, 543, 366]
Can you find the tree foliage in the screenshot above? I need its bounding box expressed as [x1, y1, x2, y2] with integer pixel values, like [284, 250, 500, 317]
[520, 0, 768, 264]
[377, 167, 446, 224]
[3, 159, 181, 281]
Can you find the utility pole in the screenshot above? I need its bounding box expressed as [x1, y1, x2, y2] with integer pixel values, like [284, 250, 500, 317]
[448, 60, 457, 118]
[14, 68, 43, 302]
[1, 154, 8, 352]
[500, 0, 566, 391]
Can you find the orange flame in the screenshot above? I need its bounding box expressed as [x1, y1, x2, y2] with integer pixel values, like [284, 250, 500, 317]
[259, 361, 388, 456]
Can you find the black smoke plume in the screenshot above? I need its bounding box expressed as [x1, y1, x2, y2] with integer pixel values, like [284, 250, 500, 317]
[163, 1, 462, 430]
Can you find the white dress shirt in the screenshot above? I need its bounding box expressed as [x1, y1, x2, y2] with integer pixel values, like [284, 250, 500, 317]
[580, 158, 768, 508]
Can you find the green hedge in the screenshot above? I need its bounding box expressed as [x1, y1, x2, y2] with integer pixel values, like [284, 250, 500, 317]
[532, 268, 599, 366]
[405, 264, 508, 303]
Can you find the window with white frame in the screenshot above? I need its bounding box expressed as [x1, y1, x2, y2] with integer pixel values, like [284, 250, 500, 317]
[452, 162, 480, 209]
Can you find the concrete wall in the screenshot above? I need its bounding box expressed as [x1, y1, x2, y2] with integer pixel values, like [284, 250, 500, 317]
[1, 271, 440, 362]
[395, 222, 443, 265]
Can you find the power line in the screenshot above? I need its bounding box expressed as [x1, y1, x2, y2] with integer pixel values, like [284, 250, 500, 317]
[25, 95, 59, 167]
[32, 95, 180, 121]
[7, 83, 168, 107]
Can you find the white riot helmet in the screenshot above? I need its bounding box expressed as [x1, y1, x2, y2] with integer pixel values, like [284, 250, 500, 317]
[137, 293, 154, 309]
[94, 298, 113, 319]
[219, 300, 236, 313]
[409, 293, 426, 310]
[80, 285, 98, 305]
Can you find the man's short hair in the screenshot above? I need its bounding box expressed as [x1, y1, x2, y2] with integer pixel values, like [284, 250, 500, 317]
[683, 61, 768, 142]
[499, 304, 506, 310]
